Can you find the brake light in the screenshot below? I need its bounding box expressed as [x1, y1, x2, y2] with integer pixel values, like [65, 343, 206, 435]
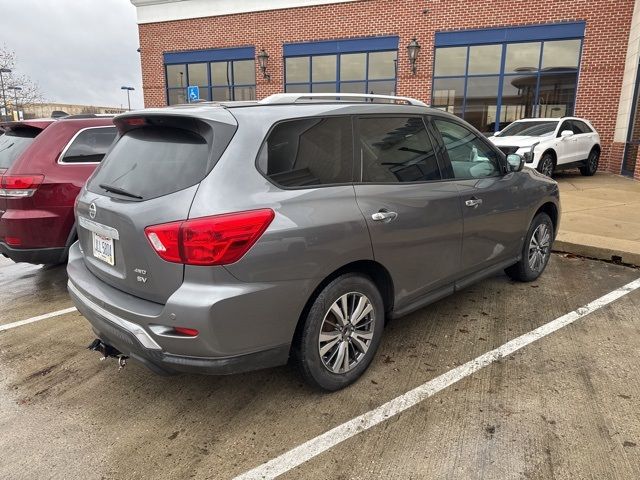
[122, 117, 146, 127]
[0, 175, 44, 198]
[145, 209, 274, 266]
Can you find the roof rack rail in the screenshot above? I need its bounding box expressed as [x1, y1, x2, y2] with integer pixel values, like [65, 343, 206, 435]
[260, 93, 428, 107]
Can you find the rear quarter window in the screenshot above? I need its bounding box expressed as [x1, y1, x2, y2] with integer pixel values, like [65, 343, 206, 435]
[60, 126, 117, 163]
[0, 127, 41, 170]
[257, 116, 353, 188]
[87, 126, 211, 200]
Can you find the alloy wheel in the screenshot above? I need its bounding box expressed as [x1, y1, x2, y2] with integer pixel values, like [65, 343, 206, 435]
[318, 292, 375, 374]
[588, 151, 599, 172]
[528, 223, 551, 272]
[540, 157, 554, 177]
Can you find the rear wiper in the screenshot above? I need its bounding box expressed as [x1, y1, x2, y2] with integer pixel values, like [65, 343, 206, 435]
[99, 183, 143, 199]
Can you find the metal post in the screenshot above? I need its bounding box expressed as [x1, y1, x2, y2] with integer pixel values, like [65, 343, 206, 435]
[12, 88, 19, 120]
[120, 86, 135, 112]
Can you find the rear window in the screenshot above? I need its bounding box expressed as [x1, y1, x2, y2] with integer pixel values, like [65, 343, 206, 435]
[87, 126, 210, 200]
[60, 126, 117, 163]
[0, 127, 41, 169]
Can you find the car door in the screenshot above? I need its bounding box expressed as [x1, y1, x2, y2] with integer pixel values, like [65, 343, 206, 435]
[571, 120, 594, 160]
[555, 119, 579, 165]
[430, 117, 528, 281]
[353, 115, 463, 309]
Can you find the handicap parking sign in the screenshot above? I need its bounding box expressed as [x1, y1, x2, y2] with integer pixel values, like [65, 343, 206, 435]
[187, 85, 200, 102]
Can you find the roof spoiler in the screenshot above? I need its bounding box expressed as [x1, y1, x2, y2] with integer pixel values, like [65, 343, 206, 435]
[0, 120, 52, 131]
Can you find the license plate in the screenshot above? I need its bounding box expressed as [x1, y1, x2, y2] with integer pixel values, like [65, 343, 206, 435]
[92, 232, 114, 266]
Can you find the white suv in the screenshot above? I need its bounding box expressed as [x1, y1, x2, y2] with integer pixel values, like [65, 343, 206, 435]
[488, 117, 600, 177]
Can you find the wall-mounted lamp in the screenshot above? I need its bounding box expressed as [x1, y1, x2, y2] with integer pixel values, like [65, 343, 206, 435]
[257, 49, 271, 82]
[407, 37, 421, 75]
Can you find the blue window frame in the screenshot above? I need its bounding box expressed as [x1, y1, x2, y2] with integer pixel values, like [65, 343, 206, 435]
[163, 47, 256, 105]
[432, 23, 585, 134]
[284, 36, 399, 96]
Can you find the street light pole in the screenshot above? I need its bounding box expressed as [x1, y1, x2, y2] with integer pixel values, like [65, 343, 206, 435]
[8, 85, 22, 121]
[120, 86, 135, 111]
[0, 68, 11, 121]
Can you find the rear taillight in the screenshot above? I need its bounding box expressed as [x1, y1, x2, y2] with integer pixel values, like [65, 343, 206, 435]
[144, 209, 274, 266]
[0, 175, 44, 198]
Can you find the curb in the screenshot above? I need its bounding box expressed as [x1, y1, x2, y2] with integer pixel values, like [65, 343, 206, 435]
[553, 238, 640, 267]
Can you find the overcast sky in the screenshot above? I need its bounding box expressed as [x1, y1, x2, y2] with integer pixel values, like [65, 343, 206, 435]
[2, 0, 144, 109]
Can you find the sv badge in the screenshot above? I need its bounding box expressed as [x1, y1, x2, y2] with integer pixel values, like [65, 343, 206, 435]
[134, 268, 148, 284]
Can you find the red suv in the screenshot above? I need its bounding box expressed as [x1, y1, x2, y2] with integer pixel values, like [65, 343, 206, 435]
[0, 117, 117, 264]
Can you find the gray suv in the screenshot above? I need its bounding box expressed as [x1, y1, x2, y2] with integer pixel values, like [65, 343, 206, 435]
[67, 93, 560, 391]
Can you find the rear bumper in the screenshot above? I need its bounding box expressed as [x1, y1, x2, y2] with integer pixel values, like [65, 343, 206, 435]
[0, 206, 73, 253]
[69, 281, 289, 375]
[0, 242, 67, 264]
[66, 242, 310, 376]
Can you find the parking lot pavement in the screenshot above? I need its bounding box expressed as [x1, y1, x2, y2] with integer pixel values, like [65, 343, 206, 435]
[555, 172, 640, 266]
[0, 255, 638, 480]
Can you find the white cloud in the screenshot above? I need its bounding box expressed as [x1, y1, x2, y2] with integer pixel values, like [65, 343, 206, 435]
[2, 0, 144, 109]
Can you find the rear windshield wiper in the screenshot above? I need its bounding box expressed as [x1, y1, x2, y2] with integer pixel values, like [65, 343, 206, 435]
[99, 183, 143, 200]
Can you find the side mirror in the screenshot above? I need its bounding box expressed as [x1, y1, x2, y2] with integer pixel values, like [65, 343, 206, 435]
[506, 153, 524, 173]
[560, 130, 574, 139]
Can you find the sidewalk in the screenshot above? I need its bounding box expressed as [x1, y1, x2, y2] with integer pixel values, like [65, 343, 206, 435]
[553, 171, 640, 266]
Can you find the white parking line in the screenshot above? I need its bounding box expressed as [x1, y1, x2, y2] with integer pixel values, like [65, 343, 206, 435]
[234, 277, 640, 480]
[0, 307, 77, 332]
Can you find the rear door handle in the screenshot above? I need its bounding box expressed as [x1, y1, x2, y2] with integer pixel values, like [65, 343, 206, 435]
[465, 198, 483, 208]
[371, 211, 398, 222]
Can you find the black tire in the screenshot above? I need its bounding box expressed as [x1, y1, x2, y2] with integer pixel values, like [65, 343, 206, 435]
[579, 148, 600, 176]
[537, 153, 555, 178]
[505, 212, 554, 282]
[294, 273, 385, 391]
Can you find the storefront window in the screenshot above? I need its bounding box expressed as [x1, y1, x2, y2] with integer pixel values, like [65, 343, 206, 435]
[285, 40, 397, 96]
[433, 36, 582, 133]
[165, 54, 256, 105]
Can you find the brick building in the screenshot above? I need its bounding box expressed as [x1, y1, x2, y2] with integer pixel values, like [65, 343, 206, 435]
[131, 0, 640, 179]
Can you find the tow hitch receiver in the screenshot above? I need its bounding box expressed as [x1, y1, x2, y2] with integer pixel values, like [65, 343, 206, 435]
[88, 339, 129, 371]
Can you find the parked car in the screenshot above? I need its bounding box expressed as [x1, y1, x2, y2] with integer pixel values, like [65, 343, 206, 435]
[0, 117, 117, 264]
[487, 117, 601, 178]
[67, 93, 560, 391]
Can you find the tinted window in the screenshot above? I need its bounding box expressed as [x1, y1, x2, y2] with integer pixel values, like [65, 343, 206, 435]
[0, 127, 41, 169]
[468, 44, 501, 75]
[257, 117, 353, 188]
[434, 119, 501, 179]
[285, 57, 310, 83]
[88, 126, 210, 200]
[557, 120, 573, 136]
[498, 121, 558, 137]
[60, 127, 117, 163]
[541, 40, 581, 70]
[504, 42, 541, 74]
[434, 46, 467, 76]
[572, 120, 592, 134]
[166, 64, 186, 88]
[358, 117, 441, 183]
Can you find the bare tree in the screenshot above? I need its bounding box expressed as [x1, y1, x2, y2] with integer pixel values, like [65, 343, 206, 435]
[0, 45, 45, 116]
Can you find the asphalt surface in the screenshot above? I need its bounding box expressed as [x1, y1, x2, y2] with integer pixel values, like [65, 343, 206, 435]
[0, 254, 638, 479]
